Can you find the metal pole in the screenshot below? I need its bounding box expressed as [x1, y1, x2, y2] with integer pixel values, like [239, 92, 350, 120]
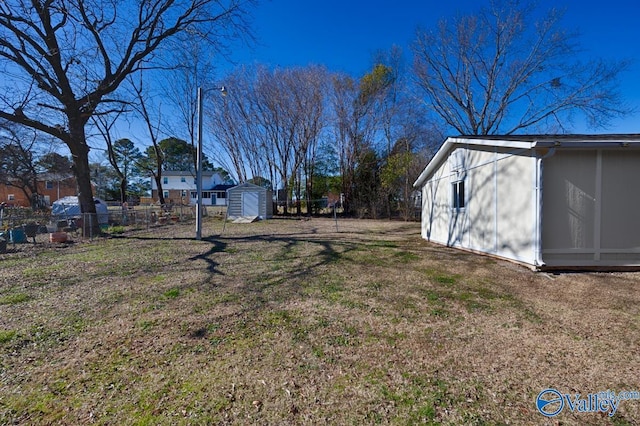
[196, 87, 203, 240]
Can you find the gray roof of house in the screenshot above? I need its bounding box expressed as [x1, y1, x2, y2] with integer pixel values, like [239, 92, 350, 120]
[414, 134, 640, 188]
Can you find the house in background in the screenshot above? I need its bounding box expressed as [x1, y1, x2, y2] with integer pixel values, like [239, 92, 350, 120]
[414, 134, 640, 270]
[150, 171, 232, 206]
[0, 173, 78, 207]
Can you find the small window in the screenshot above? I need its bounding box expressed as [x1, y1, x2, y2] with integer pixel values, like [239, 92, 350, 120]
[181, 176, 186, 183]
[46, 181, 54, 189]
[163, 190, 169, 199]
[217, 191, 226, 199]
[163, 177, 168, 185]
[190, 191, 197, 199]
[452, 180, 465, 209]
[181, 190, 187, 197]
[8, 194, 15, 201]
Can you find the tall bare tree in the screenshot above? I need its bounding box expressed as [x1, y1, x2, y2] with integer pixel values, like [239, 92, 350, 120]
[162, 43, 218, 172]
[208, 66, 265, 184]
[251, 66, 329, 214]
[412, 0, 631, 135]
[0, 124, 41, 206]
[0, 0, 254, 232]
[209, 65, 328, 214]
[132, 77, 167, 205]
[329, 66, 389, 216]
[290, 66, 328, 215]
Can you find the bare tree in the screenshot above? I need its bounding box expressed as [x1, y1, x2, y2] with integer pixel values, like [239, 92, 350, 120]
[208, 65, 266, 183]
[252, 66, 329, 215]
[0, 0, 254, 232]
[132, 77, 167, 205]
[252, 66, 298, 213]
[93, 110, 129, 204]
[291, 66, 328, 216]
[329, 67, 388, 216]
[0, 123, 41, 206]
[162, 43, 218, 172]
[412, 0, 631, 135]
[208, 65, 329, 215]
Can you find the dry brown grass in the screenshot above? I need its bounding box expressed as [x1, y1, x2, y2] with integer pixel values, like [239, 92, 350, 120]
[0, 217, 639, 425]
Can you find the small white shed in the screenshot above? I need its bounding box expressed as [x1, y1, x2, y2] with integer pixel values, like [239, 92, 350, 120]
[227, 183, 273, 220]
[414, 134, 640, 270]
[51, 196, 110, 225]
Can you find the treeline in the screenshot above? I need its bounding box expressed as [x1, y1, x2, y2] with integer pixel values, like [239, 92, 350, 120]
[1, 0, 629, 227]
[206, 59, 442, 219]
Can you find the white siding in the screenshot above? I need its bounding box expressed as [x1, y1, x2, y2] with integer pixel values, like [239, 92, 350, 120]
[420, 145, 537, 265]
[150, 172, 224, 191]
[421, 156, 451, 244]
[494, 151, 535, 264]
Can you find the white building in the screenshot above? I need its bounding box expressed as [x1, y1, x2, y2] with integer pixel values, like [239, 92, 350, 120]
[414, 134, 640, 270]
[150, 171, 232, 206]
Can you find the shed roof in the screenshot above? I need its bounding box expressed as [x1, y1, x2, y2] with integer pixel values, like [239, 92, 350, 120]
[414, 134, 640, 188]
[228, 182, 268, 191]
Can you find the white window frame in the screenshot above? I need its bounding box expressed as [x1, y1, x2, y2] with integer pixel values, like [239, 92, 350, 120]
[452, 180, 465, 210]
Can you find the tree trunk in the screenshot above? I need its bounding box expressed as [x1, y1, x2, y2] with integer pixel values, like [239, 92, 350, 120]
[154, 174, 166, 205]
[68, 125, 100, 236]
[120, 177, 127, 204]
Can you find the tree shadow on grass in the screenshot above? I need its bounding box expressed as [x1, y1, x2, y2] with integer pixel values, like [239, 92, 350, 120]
[111, 234, 227, 276]
[112, 232, 353, 281]
[217, 233, 355, 273]
[187, 236, 227, 275]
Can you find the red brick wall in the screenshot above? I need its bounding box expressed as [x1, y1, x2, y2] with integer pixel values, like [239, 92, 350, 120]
[0, 178, 79, 207]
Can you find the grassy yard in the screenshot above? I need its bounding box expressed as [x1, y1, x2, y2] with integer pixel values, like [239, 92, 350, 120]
[0, 218, 638, 425]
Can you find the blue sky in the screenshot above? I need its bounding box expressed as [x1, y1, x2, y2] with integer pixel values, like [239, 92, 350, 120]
[230, 0, 640, 133]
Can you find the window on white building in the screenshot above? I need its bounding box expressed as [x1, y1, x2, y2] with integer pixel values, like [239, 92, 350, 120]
[452, 180, 465, 210]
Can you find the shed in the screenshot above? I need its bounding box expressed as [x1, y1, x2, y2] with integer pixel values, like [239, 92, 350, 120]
[227, 183, 273, 220]
[51, 196, 109, 225]
[413, 134, 640, 270]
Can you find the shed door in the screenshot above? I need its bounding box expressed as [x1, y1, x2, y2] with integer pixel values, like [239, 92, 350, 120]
[242, 191, 259, 216]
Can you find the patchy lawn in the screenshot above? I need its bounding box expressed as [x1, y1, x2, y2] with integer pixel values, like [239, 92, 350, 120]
[0, 218, 638, 425]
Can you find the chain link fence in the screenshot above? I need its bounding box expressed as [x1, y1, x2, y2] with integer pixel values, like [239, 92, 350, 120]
[0, 204, 225, 251]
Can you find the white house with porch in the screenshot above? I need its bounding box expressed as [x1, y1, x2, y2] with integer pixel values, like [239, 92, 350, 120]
[150, 171, 232, 206]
